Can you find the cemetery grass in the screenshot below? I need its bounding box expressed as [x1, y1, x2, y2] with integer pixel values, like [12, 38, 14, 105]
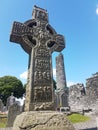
[67, 113, 90, 124]
[0, 115, 7, 128]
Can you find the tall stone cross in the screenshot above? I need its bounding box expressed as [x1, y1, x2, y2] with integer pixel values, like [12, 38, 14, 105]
[10, 5, 65, 111]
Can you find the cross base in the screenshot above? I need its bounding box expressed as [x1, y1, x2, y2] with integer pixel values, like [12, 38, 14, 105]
[25, 102, 55, 111]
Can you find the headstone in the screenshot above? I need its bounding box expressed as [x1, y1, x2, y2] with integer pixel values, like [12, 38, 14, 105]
[3, 106, 7, 113]
[6, 93, 16, 110]
[55, 53, 68, 108]
[7, 103, 21, 127]
[10, 5, 65, 111]
[10, 5, 75, 130]
[0, 99, 4, 112]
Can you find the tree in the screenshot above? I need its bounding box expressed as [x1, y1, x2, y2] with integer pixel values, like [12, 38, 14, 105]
[0, 76, 25, 105]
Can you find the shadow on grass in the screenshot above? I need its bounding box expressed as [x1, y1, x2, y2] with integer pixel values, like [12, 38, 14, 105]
[80, 127, 97, 130]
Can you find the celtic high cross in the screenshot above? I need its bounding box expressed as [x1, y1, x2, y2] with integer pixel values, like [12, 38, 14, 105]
[10, 5, 65, 111]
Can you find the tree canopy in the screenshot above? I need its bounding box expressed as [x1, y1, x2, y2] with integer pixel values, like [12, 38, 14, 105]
[0, 76, 25, 105]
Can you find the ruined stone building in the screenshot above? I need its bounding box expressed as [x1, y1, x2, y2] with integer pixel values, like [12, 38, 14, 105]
[85, 72, 98, 110]
[68, 83, 86, 111]
[54, 53, 98, 111]
[69, 72, 98, 111]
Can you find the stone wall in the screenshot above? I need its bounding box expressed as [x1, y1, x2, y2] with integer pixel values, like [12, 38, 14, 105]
[7, 103, 21, 127]
[85, 72, 98, 110]
[68, 72, 98, 112]
[68, 83, 86, 111]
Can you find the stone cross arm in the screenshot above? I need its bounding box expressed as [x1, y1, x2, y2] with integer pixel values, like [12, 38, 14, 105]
[10, 21, 65, 54]
[53, 34, 65, 52]
[10, 21, 34, 54]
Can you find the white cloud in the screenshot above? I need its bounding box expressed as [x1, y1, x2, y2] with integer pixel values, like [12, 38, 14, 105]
[15, 97, 25, 106]
[53, 68, 56, 78]
[67, 81, 77, 87]
[96, 7, 98, 15]
[19, 71, 28, 79]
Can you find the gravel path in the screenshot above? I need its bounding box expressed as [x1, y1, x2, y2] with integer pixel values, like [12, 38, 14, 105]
[73, 115, 98, 130]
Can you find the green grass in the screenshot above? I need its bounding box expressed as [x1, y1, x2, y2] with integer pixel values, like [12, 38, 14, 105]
[0, 117, 7, 128]
[67, 113, 90, 124]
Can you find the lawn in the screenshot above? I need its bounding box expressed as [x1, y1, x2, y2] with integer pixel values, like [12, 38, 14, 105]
[67, 113, 90, 123]
[0, 115, 7, 128]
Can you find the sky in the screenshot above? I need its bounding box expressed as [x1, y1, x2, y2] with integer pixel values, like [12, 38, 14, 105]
[0, 0, 98, 87]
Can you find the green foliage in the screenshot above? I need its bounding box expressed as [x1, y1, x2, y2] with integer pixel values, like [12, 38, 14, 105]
[0, 76, 25, 105]
[67, 114, 90, 123]
[53, 79, 57, 90]
[23, 83, 27, 92]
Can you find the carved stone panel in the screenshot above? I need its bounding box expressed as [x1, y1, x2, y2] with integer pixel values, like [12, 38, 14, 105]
[33, 86, 52, 102]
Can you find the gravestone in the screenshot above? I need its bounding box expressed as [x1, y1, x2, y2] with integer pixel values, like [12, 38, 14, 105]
[10, 5, 75, 130]
[0, 99, 4, 112]
[6, 93, 16, 110]
[7, 103, 21, 127]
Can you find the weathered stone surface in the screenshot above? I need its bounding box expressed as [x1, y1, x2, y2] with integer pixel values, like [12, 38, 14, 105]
[68, 83, 86, 111]
[12, 111, 75, 130]
[0, 99, 4, 112]
[10, 5, 65, 111]
[55, 53, 68, 108]
[68, 72, 98, 112]
[6, 93, 16, 110]
[56, 53, 67, 91]
[85, 72, 98, 110]
[7, 103, 21, 127]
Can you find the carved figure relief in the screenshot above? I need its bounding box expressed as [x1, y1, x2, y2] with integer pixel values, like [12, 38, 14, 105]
[34, 71, 51, 85]
[46, 86, 52, 101]
[34, 71, 39, 82]
[34, 87, 44, 102]
[34, 86, 52, 102]
[37, 11, 47, 21]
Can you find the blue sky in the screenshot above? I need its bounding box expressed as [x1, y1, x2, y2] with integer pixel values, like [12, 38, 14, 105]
[0, 0, 98, 86]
